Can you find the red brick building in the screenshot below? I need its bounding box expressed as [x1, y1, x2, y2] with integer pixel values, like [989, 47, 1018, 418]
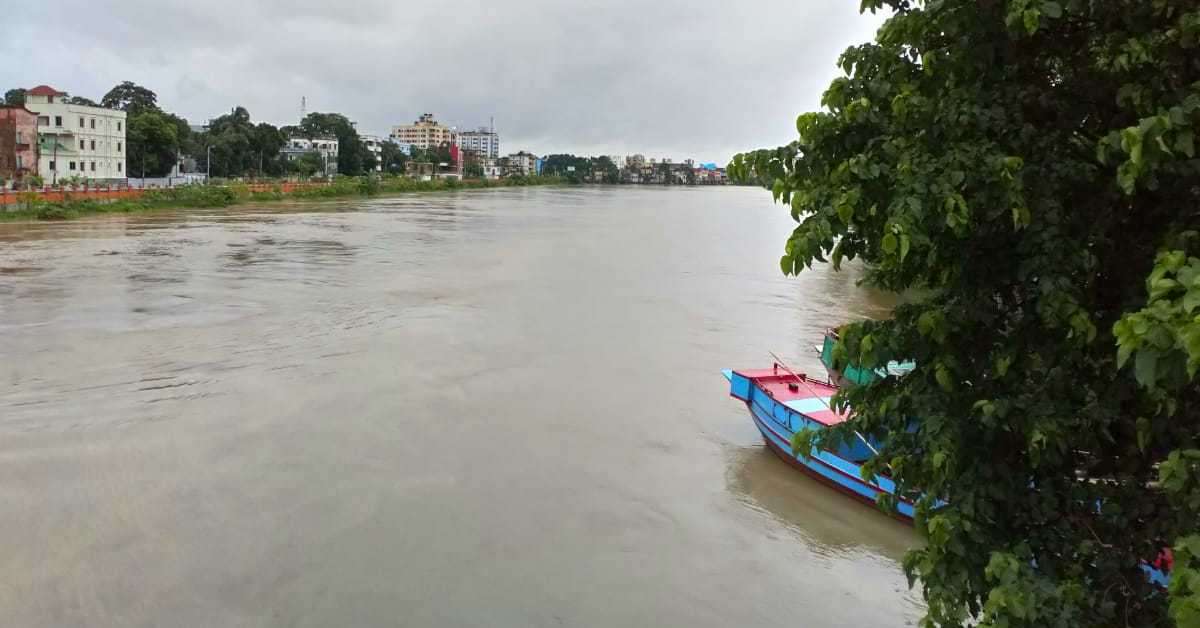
[0, 104, 39, 182]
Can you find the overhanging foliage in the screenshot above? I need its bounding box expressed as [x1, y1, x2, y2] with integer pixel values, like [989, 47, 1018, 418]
[730, 1, 1200, 625]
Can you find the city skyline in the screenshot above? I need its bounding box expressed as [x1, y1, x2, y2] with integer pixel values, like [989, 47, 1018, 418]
[0, 1, 887, 164]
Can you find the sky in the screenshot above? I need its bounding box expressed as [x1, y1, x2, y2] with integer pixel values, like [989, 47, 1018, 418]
[2, 1, 888, 164]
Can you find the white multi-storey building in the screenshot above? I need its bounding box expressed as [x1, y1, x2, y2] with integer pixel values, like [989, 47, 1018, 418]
[23, 85, 127, 182]
[504, 151, 538, 176]
[361, 134, 385, 172]
[482, 158, 500, 180]
[280, 136, 339, 174]
[457, 127, 500, 160]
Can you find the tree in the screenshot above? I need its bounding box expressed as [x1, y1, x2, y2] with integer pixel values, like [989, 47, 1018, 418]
[592, 156, 619, 184]
[100, 81, 159, 115]
[64, 95, 98, 107]
[4, 88, 24, 106]
[379, 141, 409, 174]
[729, 1, 1199, 626]
[126, 110, 180, 177]
[195, 106, 280, 178]
[464, 162, 484, 178]
[98, 82, 193, 177]
[542, 154, 588, 183]
[251, 122, 287, 176]
[361, 149, 378, 174]
[409, 144, 453, 167]
[299, 112, 365, 175]
[295, 151, 324, 177]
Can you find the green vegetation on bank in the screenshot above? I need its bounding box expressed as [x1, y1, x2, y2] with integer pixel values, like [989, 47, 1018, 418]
[0, 175, 561, 222]
[731, 1, 1198, 626]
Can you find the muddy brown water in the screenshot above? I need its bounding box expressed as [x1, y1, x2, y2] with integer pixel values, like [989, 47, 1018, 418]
[0, 186, 921, 627]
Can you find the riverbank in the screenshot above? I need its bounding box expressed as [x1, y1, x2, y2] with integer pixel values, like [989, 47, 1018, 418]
[0, 175, 561, 222]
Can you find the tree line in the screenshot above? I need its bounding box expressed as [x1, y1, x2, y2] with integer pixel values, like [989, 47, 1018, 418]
[730, 1, 1200, 626]
[540, 154, 618, 183]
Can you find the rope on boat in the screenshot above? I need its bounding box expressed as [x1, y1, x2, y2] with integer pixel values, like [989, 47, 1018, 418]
[768, 351, 881, 457]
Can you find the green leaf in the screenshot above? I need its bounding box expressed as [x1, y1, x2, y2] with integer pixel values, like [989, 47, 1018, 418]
[1012, 206, 1031, 229]
[900, 234, 912, 261]
[935, 364, 954, 391]
[1117, 343, 1133, 369]
[779, 255, 794, 275]
[831, 241, 845, 271]
[1023, 8, 1041, 34]
[1136, 417, 1150, 452]
[1177, 131, 1196, 159]
[1041, 1, 1062, 18]
[882, 232, 898, 254]
[995, 356, 1012, 377]
[1135, 348, 1160, 387]
[837, 203, 854, 224]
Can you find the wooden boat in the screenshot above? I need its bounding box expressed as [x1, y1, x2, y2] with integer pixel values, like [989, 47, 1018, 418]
[725, 359, 1174, 585]
[815, 328, 914, 388]
[723, 365, 916, 521]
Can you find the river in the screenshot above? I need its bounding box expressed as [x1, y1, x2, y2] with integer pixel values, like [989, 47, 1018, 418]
[0, 186, 921, 627]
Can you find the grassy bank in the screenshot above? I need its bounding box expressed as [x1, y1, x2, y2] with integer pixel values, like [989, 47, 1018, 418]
[0, 175, 562, 222]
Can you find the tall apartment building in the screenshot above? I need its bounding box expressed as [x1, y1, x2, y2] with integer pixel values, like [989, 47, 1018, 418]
[360, 134, 385, 171]
[390, 113, 456, 150]
[23, 85, 127, 182]
[0, 105, 39, 181]
[456, 127, 499, 160]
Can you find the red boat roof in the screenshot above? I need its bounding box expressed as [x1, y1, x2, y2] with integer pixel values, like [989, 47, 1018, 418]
[733, 368, 850, 427]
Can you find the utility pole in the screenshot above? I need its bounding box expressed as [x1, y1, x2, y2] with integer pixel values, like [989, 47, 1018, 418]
[206, 145, 212, 183]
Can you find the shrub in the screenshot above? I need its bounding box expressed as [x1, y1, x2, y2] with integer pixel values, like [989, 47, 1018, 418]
[35, 205, 73, 220]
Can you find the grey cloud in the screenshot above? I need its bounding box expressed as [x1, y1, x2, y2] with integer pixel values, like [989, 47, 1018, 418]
[3, 0, 886, 163]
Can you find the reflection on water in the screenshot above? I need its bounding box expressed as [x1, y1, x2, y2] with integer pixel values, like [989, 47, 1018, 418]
[0, 187, 923, 627]
[726, 444, 915, 562]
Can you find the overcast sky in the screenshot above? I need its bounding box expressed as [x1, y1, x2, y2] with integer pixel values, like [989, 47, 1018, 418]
[2, 1, 887, 164]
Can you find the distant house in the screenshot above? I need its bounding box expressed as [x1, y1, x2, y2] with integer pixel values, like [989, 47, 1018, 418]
[23, 85, 127, 183]
[482, 158, 500, 180]
[280, 136, 338, 174]
[0, 105, 39, 182]
[360, 134, 385, 172]
[386, 138, 414, 156]
[504, 151, 538, 176]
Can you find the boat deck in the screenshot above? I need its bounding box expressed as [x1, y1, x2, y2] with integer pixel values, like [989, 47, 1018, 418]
[732, 368, 850, 427]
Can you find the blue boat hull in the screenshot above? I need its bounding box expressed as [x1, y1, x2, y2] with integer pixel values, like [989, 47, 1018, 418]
[726, 368, 915, 521]
[743, 398, 916, 521]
